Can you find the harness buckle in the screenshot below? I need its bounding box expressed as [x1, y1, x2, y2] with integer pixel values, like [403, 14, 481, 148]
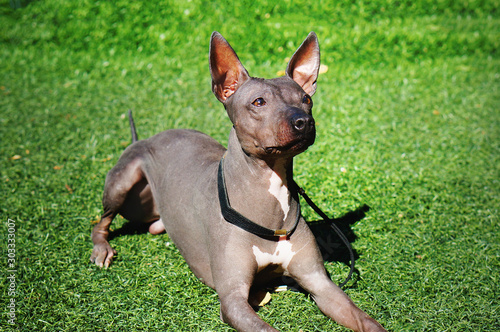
[274, 229, 287, 236]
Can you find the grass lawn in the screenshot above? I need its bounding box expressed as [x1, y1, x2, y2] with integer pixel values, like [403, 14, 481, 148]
[1, 0, 499, 331]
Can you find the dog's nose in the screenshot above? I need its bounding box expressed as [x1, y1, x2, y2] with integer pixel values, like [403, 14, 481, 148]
[291, 113, 314, 133]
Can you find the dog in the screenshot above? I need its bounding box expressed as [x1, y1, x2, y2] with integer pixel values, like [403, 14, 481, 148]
[90, 31, 386, 332]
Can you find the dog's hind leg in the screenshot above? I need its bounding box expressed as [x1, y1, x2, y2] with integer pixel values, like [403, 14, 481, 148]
[91, 156, 159, 267]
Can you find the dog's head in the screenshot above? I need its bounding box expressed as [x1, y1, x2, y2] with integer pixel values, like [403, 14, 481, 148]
[209, 32, 320, 160]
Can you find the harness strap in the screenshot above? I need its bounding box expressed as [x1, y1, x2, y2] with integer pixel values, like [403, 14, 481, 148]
[217, 157, 300, 238]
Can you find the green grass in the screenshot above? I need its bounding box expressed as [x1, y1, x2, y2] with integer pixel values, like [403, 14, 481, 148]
[1, 0, 499, 330]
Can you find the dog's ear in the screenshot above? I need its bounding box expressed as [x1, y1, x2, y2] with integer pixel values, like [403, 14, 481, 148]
[286, 32, 320, 96]
[210, 32, 250, 104]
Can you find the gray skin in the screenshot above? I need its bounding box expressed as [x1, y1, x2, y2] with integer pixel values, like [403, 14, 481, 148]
[90, 31, 386, 332]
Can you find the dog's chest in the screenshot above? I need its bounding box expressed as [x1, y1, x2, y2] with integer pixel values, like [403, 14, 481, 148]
[252, 240, 295, 272]
[267, 163, 290, 221]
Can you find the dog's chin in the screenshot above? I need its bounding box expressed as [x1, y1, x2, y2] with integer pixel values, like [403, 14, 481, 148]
[263, 137, 315, 157]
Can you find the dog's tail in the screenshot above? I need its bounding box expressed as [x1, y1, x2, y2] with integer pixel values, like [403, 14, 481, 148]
[128, 109, 138, 143]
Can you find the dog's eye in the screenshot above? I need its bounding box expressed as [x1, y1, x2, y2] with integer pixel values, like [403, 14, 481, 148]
[251, 98, 266, 107]
[302, 95, 312, 105]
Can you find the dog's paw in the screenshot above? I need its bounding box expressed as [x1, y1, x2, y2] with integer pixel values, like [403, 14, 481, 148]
[90, 243, 117, 268]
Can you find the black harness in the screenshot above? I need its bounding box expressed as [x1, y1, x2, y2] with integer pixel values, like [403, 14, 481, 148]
[217, 156, 356, 287]
[217, 157, 301, 238]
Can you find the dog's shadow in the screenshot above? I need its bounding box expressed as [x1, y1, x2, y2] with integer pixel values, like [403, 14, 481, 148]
[308, 204, 370, 265]
[108, 218, 151, 241]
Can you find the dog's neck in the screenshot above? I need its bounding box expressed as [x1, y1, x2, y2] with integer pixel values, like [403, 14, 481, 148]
[223, 128, 296, 228]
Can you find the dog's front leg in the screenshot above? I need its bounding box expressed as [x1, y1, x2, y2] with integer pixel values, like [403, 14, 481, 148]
[286, 226, 386, 332]
[211, 250, 278, 332]
[219, 288, 278, 332]
[295, 270, 386, 332]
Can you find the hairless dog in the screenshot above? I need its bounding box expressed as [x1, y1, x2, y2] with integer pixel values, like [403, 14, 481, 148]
[91, 31, 386, 332]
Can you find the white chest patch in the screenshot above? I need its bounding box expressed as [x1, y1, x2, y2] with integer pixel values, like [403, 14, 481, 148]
[252, 240, 296, 270]
[268, 168, 290, 221]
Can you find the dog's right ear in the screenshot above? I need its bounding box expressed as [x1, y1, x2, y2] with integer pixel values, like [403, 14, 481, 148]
[209, 32, 250, 104]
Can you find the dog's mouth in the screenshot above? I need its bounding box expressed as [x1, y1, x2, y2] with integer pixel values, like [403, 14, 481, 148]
[263, 135, 315, 155]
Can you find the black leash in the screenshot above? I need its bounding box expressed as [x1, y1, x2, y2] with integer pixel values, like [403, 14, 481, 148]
[290, 181, 355, 288]
[218, 156, 355, 287]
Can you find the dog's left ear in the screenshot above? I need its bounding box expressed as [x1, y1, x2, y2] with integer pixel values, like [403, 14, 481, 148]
[286, 32, 320, 96]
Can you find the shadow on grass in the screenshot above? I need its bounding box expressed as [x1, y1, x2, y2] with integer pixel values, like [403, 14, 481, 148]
[108, 219, 151, 241]
[309, 204, 370, 265]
